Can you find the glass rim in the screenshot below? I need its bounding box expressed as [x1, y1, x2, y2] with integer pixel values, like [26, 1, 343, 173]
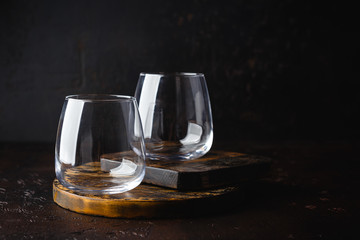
[140, 72, 204, 77]
[65, 94, 136, 102]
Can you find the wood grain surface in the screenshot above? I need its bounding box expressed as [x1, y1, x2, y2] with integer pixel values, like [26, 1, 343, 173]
[102, 150, 272, 190]
[53, 179, 241, 218]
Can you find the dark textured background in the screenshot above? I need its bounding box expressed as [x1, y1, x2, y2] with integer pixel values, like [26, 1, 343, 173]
[0, 0, 359, 142]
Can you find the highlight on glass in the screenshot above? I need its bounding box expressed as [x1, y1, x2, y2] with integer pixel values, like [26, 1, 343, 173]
[135, 72, 213, 161]
[55, 94, 146, 194]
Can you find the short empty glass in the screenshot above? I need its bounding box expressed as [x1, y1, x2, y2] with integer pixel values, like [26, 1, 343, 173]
[55, 94, 146, 194]
[135, 72, 213, 161]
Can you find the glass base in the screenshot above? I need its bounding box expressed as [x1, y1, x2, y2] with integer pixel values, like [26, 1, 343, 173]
[145, 141, 211, 161]
[56, 161, 145, 195]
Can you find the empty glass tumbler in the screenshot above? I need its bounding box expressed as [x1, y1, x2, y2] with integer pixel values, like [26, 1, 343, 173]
[55, 94, 146, 194]
[135, 72, 213, 160]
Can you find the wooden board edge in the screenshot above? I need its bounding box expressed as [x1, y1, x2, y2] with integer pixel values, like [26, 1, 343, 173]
[52, 179, 241, 218]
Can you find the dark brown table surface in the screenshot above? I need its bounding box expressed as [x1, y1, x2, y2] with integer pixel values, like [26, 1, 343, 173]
[0, 140, 359, 239]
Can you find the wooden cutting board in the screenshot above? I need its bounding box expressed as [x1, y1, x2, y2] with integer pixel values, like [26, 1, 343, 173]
[102, 150, 272, 190]
[53, 151, 271, 218]
[53, 179, 241, 218]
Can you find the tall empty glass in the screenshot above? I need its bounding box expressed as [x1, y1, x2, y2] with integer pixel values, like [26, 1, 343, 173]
[135, 73, 213, 160]
[55, 94, 146, 194]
